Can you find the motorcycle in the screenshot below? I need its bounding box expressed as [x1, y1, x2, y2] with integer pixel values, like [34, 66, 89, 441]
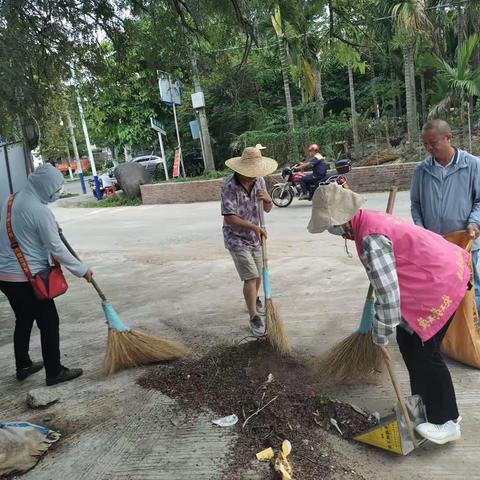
[270, 157, 351, 208]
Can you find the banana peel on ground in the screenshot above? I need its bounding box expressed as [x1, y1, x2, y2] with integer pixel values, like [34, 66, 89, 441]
[256, 440, 293, 479]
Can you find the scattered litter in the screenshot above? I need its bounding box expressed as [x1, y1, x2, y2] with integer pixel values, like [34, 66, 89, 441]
[274, 440, 293, 480]
[137, 341, 376, 478]
[212, 414, 238, 427]
[371, 412, 381, 423]
[330, 418, 343, 435]
[350, 403, 368, 417]
[256, 447, 275, 461]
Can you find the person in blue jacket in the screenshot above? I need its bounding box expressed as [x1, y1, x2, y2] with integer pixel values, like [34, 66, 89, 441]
[411, 119, 480, 313]
[0, 164, 93, 386]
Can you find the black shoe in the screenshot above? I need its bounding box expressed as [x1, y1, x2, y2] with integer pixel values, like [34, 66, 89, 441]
[256, 296, 264, 313]
[16, 361, 44, 381]
[46, 366, 83, 386]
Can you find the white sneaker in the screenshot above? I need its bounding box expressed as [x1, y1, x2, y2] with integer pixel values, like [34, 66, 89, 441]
[249, 315, 266, 337]
[415, 417, 461, 444]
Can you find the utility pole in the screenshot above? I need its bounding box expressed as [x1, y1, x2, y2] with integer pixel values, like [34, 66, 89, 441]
[191, 55, 215, 171]
[70, 67, 102, 200]
[66, 111, 87, 194]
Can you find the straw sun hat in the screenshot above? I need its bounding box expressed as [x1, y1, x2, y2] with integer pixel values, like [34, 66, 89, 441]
[308, 182, 366, 233]
[225, 146, 278, 178]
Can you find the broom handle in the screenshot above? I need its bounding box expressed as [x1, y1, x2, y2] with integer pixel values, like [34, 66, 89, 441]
[258, 200, 268, 268]
[365, 187, 398, 301]
[384, 355, 419, 448]
[380, 187, 417, 447]
[58, 229, 108, 302]
[385, 186, 398, 215]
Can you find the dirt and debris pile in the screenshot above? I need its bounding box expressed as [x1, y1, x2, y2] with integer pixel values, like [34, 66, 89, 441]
[137, 341, 376, 479]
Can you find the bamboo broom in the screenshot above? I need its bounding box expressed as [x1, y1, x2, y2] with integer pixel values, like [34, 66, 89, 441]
[60, 231, 186, 375]
[258, 200, 290, 355]
[317, 187, 398, 383]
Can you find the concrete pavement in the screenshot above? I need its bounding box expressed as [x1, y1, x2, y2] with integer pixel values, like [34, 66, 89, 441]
[0, 191, 478, 479]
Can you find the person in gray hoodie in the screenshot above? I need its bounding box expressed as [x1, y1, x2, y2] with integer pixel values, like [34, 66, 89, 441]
[411, 119, 480, 314]
[0, 164, 93, 386]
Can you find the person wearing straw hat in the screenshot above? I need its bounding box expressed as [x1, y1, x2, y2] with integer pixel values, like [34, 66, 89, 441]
[222, 146, 278, 336]
[308, 182, 469, 445]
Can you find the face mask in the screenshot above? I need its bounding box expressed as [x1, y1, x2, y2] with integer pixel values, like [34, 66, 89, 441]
[49, 190, 62, 202]
[328, 226, 344, 236]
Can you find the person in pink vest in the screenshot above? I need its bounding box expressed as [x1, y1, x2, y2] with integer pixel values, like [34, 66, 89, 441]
[308, 183, 470, 445]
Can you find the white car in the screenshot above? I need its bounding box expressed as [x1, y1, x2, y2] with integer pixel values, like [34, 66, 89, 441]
[130, 155, 165, 174]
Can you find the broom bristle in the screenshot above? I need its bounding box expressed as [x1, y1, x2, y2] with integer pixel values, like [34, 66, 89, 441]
[265, 298, 290, 355]
[103, 328, 187, 375]
[315, 331, 383, 384]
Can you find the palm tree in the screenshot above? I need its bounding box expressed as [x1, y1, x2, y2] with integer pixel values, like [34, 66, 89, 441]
[335, 43, 365, 158]
[431, 34, 480, 151]
[392, 0, 431, 143]
[271, 5, 295, 132]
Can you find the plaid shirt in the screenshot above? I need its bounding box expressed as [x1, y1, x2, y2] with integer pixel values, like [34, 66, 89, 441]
[221, 174, 266, 251]
[360, 234, 411, 346]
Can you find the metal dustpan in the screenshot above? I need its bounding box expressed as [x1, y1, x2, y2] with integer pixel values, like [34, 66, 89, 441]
[353, 394, 427, 455]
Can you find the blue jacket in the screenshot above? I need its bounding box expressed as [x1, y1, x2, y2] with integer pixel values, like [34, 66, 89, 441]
[0, 164, 87, 278]
[410, 148, 480, 250]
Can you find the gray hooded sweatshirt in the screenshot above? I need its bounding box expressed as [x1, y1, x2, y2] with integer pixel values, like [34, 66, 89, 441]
[0, 164, 87, 281]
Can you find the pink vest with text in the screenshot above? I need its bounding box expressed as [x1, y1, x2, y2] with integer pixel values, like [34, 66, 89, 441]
[351, 210, 470, 341]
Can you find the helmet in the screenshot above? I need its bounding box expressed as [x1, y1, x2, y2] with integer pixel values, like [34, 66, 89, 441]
[307, 143, 320, 152]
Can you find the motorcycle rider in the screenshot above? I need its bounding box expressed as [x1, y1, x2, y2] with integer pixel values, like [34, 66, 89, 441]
[294, 144, 327, 200]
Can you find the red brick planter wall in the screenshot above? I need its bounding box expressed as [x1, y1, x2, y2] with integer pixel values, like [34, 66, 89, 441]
[140, 162, 419, 205]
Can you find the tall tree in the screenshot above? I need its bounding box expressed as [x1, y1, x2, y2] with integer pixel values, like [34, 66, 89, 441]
[431, 34, 480, 151]
[271, 4, 295, 132]
[392, 0, 431, 143]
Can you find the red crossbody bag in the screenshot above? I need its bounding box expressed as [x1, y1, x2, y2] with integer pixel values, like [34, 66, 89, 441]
[6, 194, 68, 300]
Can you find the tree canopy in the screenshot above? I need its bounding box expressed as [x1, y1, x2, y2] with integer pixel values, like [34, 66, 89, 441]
[1, 0, 479, 170]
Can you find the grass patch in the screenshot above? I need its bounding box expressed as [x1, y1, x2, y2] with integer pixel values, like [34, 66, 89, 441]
[60, 193, 79, 199]
[77, 195, 142, 208]
[152, 169, 230, 184]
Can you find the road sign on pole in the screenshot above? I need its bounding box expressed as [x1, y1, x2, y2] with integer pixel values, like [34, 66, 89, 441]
[150, 117, 166, 135]
[158, 75, 182, 106]
[157, 71, 185, 177]
[149, 117, 169, 181]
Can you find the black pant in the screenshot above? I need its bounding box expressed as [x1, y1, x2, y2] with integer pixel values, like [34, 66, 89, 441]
[0, 281, 62, 377]
[397, 318, 458, 424]
[300, 174, 317, 194]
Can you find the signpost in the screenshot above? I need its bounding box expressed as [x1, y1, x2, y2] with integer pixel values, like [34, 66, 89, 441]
[157, 71, 186, 177]
[149, 117, 169, 180]
[173, 148, 181, 178]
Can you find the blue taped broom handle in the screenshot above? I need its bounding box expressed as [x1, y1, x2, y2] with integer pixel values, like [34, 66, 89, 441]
[59, 230, 108, 302]
[258, 200, 272, 300]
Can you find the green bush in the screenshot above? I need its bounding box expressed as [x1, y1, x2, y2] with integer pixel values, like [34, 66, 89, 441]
[152, 169, 231, 184]
[77, 195, 142, 208]
[237, 117, 354, 165]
